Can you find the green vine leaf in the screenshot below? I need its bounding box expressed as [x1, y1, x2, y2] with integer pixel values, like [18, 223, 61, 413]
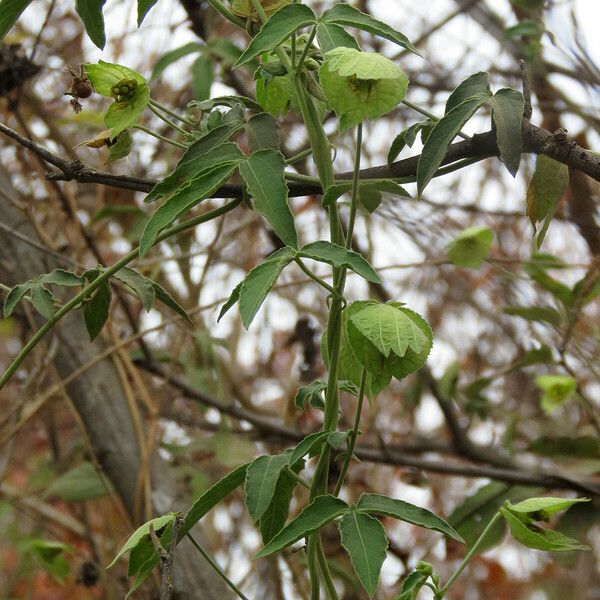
[298, 241, 381, 283]
[500, 506, 590, 552]
[316, 22, 359, 54]
[490, 88, 524, 177]
[151, 42, 204, 80]
[396, 569, 430, 600]
[238, 247, 296, 328]
[447, 226, 494, 269]
[151, 280, 192, 324]
[84, 61, 146, 96]
[322, 180, 410, 212]
[338, 510, 388, 597]
[506, 497, 589, 521]
[113, 267, 155, 311]
[82, 280, 111, 341]
[288, 430, 331, 464]
[255, 495, 350, 558]
[259, 467, 299, 543]
[137, 0, 159, 26]
[0, 0, 33, 40]
[387, 121, 431, 166]
[235, 4, 317, 67]
[245, 454, 291, 522]
[239, 149, 297, 248]
[31, 284, 55, 320]
[75, 0, 107, 50]
[108, 513, 177, 568]
[320, 3, 419, 55]
[320, 47, 409, 132]
[3, 282, 32, 318]
[231, 0, 292, 22]
[140, 162, 241, 257]
[417, 73, 492, 197]
[356, 493, 464, 543]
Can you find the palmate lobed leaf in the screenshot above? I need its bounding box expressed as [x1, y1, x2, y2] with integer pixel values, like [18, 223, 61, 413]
[338, 510, 388, 597]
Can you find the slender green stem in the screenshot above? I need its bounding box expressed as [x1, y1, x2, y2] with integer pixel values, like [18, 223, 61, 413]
[333, 368, 367, 496]
[285, 466, 310, 490]
[307, 539, 321, 600]
[149, 99, 196, 127]
[316, 539, 339, 600]
[285, 171, 321, 184]
[295, 26, 317, 73]
[0, 199, 243, 389]
[291, 32, 297, 67]
[249, 0, 269, 25]
[402, 99, 468, 140]
[436, 512, 503, 598]
[186, 533, 251, 600]
[345, 122, 363, 249]
[149, 104, 190, 137]
[205, 0, 246, 28]
[286, 147, 314, 165]
[134, 125, 188, 149]
[295, 258, 343, 300]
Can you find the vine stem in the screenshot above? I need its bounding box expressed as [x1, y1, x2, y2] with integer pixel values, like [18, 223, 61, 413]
[295, 258, 343, 300]
[401, 99, 469, 140]
[134, 125, 188, 149]
[436, 511, 503, 598]
[295, 25, 317, 72]
[149, 99, 196, 127]
[345, 122, 363, 249]
[0, 199, 243, 389]
[186, 533, 251, 600]
[148, 103, 190, 136]
[333, 368, 367, 496]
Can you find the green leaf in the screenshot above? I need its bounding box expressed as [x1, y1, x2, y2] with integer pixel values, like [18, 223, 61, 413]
[259, 467, 298, 543]
[146, 142, 244, 203]
[239, 149, 297, 248]
[417, 82, 492, 196]
[338, 511, 387, 596]
[448, 482, 536, 551]
[396, 569, 429, 600]
[137, 0, 159, 26]
[114, 267, 155, 311]
[347, 301, 429, 359]
[31, 284, 55, 319]
[3, 282, 32, 317]
[192, 55, 213, 101]
[490, 88, 524, 177]
[320, 48, 409, 131]
[140, 163, 239, 257]
[500, 507, 589, 552]
[44, 461, 111, 501]
[322, 180, 410, 209]
[299, 241, 380, 283]
[151, 42, 204, 80]
[235, 4, 317, 67]
[507, 497, 589, 521]
[108, 513, 177, 568]
[84, 61, 146, 97]
[230, 0, 292, 21]
[151, 281, 192, 323]
[105, 83, 150, 139]
[0, 0, 32, 40]
[75, 0, 106, 49]
[445, 72, 491, 114]
[218, 280, 243, 322]
[387, 121, 430, 166]
[288, 431, 330, 464]
[447, 226, 494, 269]
[503, 305, 562, 327]
[256, 75, 294, 117]
[25, 539, 72, 583]
[530, 436, 600, 459]
[535, 375, 577, 414]
[255, 495, 350, 558]
[238, 247, 296, 328]
[106, 130, 133, 163]
[245, 454, 291, 522]
[356, 493, 464, 543]
[82, 281, 111, 341]
[182, 463, 249, 533]
[316, 22, 359, 54]
[245, 112, 279, 152]
[525, 155, 569, 247]
[320, 3, 419, 55]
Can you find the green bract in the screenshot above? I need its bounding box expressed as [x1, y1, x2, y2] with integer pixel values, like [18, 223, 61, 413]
[83, 61, 150, 139]
[319, 47, 409, 131]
